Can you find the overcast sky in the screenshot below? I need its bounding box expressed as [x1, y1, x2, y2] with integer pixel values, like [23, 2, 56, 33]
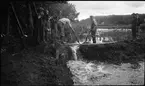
[69, 1, 145, 21]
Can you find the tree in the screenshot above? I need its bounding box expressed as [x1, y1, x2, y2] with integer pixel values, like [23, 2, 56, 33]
[2, 1, 79, 51]
[34, 1, 79, 43]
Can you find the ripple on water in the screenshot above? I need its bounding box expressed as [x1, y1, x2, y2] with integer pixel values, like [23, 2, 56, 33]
[67, 60, 112, 85]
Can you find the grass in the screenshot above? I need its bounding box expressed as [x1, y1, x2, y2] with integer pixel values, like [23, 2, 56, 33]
[1, 44, 74, 86]
[1, 29, 145, 85]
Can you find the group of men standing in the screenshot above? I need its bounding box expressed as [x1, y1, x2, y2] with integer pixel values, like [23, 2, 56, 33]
[56, 15, 98, 44]
[89, 13, 144, 42]
[45, 13, 144, 44]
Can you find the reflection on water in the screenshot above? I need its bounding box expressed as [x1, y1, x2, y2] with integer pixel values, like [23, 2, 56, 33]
[83, 29, 131, 36]
[79, 28, 131, 44]
[97, 28, 131, 32]
[76, 36, 116, 44]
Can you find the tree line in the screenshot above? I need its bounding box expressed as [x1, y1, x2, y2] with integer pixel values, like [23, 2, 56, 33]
[78, 14, 145, 26]
[71, 14, 145, 35]
[1, 1, 79, 52]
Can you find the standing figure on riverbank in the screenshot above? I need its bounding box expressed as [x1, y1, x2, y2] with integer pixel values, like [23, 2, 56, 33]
[131, 13, 141, 39]
[90, 15, 98, 43]
[140, 18, 145, 32]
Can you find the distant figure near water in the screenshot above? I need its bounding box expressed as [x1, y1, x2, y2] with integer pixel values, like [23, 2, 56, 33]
[90, 15, 98, 43]
[131, 13, 141, 40]
[140, 18, 145, 32]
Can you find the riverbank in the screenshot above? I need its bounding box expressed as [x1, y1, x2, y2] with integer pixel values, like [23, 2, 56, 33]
[1, 43, 74, 86]
[67, 33, 145, 85]
[78, 34, 145, 64]
[1, 33, 145, 86]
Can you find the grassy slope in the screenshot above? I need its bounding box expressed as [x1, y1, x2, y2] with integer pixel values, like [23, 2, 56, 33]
[1, 31, 145, 86]
[1, 43, 74, 86]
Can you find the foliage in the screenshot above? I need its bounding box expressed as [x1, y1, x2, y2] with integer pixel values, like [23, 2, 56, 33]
[35, 1, 79, 21]
[71, 14, 145, 39]
[1, 1, 79, 53]
[78, 14, 145, 26]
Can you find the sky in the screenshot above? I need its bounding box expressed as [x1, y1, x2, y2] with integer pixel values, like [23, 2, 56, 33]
[69, 1, 145, 21]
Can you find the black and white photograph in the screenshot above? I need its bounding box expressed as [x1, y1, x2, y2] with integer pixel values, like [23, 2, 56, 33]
[1, 1, 145, 85]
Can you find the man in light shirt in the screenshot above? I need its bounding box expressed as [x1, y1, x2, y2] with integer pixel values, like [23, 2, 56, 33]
[57, 13, 79, 43]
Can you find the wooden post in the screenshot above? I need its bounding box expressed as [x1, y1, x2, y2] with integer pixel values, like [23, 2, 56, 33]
[7, 8, 10, 35]
[32, 2, 40, 44]
[10, 3, 25, 37]
[10, 2, 26, 49]
[28, 2, 34, 36]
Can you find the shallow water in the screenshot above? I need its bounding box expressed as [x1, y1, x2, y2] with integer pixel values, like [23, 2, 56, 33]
[70, 45, 80, 60]
[67, 60, 144, 85]
[66, 28, 144, 85]
[67, 60, 109, 85]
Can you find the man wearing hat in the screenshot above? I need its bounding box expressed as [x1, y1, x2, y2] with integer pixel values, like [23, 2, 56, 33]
[57, 13, 79, 43]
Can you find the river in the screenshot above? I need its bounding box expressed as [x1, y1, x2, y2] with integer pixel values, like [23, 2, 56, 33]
[69, 28, 130, 60]
[66, 28, 144, 85]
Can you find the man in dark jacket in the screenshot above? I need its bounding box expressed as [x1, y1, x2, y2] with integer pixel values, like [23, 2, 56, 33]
[136, 14, 141, 33]
[90, 16, 97, 43]
[139, 18, 145, 32]
[131, 13, 141, 39]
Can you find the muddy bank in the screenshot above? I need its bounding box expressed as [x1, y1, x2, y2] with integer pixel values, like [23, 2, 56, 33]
[1, 33, 145, 86]
[78, 38, 145, 64]
[1, 43, 74, 86]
